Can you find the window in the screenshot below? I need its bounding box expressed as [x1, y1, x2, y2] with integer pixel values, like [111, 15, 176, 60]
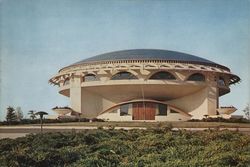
[158, 104, 167, 115]
[145, 65, 155, 68]
[120, 104, 130, 116]
[149, 71, 176, 80]
[64, 78, 70, 85]
[175, 65, 183, 68]
[111, 72, 138, 80]
[109, 109, 118, 113]
[170, 109, 178, 113]
[83, 74, 99, 82]
[187, 73, 205, 81]
[218, 77, 226, 86]
[160, 65, 170, 68]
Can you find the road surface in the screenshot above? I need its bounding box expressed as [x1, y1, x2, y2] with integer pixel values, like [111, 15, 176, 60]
[1, 125, 250, 139]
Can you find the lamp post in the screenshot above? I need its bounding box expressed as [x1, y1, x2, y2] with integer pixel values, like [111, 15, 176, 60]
[35, 111, 48, 133]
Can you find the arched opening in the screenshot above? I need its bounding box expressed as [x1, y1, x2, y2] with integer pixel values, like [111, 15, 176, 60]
[149, 71, 176, 80]
[111, 71, 138, 80]
[160, 65, 170, 68]
[187, 73, 205, 81]
[175, 65, 183, 68]
[83, 74, 99, 82]
[99, 99, 191, 121]
[218, 77, 226, 86]
[64, 78, 70, 85]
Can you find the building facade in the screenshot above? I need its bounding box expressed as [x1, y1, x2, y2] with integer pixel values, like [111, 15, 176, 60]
[49, 49, 240, 121]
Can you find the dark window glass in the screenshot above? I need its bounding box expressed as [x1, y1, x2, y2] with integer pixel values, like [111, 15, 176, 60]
[218, 77, 226, 86]
[109, 109, 118, 113]
[64, 78, 70, 85]
[175, 65, 183, 68]
[170, 109, 178, 113]
[158, 104, 167, 115]
[187, 73, 205, 81]
[84, 74, 99, 82]
[120, 104, 130, 116]
[149, 72, 176, 80]
[111, 72, 138, 80]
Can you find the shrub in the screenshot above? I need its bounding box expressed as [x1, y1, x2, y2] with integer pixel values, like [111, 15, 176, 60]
[0, 129, 249, 166]
[91, 118, 105, 122]
[0, 117, 91, 125]
[189, 117, 250, 123]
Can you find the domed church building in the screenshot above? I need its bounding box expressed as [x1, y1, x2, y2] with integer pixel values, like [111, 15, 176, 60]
[49, 49, 240, 121]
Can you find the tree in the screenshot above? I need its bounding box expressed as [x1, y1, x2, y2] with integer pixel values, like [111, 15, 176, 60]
[243, 103, 250, 120]
[28, 110, 36, 120]
[15, 107, 23, 121]
[35, 111, 48, 133]
[6, 106, 17, 124]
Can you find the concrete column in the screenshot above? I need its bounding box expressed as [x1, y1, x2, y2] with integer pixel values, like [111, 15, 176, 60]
[207, 86, 218, 116]
[206, 74, 218, 116]
[70, 75, 82, 113]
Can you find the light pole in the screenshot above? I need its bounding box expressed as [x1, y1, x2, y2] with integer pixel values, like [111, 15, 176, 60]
[35, 111, 48, 133]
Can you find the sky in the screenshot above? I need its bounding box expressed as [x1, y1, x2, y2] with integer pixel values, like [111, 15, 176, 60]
[0, 0, 249, 120]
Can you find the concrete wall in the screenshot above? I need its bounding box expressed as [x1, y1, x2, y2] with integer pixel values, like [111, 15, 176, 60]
[97, 109, 133, 121]
[80, 89, 103, 118]
[53, 61, 236, 121]
[69, 77, 218, 120]
[167, 85, 217, 119]
[98, 110, 190, 122]
[155, 114, 190, 121]
[97, 104, 191, 122]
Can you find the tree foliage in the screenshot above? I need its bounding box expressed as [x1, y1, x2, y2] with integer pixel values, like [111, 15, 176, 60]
[0, 129, 249, 167]
[243, 103, 250, 120]
[15, 107, 23, 121]
[5, 106, 17, 124]
[28, 110, 37, 120]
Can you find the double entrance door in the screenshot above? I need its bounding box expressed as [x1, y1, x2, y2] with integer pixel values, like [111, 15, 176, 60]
[132, 102, 156, 120]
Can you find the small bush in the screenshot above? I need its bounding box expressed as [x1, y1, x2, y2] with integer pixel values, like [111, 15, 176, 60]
[91, 118, 105, 122]
[107, 124, 115, 130]
[0, 117, 91, 125]
[189, 117, 250, 123]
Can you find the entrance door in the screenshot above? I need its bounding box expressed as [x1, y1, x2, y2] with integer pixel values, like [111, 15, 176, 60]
[132, 102, 156, 120]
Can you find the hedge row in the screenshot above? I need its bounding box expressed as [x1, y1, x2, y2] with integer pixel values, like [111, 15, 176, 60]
[0, 128, 249, 166]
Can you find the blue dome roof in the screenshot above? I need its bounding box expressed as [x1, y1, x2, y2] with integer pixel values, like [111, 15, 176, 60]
[68, 49, 229, 70]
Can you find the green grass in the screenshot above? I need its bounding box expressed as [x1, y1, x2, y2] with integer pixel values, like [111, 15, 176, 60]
[37, 121, 250, 128]
[1, 121, 250, 129]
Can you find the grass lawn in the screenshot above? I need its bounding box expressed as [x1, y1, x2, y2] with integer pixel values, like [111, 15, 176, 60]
[31, 121, 250, 128]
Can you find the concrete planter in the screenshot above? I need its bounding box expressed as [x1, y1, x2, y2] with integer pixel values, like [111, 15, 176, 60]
[217, 107, 237, 115]
[52, 108, 72, 115]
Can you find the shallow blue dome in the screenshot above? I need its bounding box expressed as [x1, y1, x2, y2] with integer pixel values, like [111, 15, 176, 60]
[68, 49, 229, 70]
